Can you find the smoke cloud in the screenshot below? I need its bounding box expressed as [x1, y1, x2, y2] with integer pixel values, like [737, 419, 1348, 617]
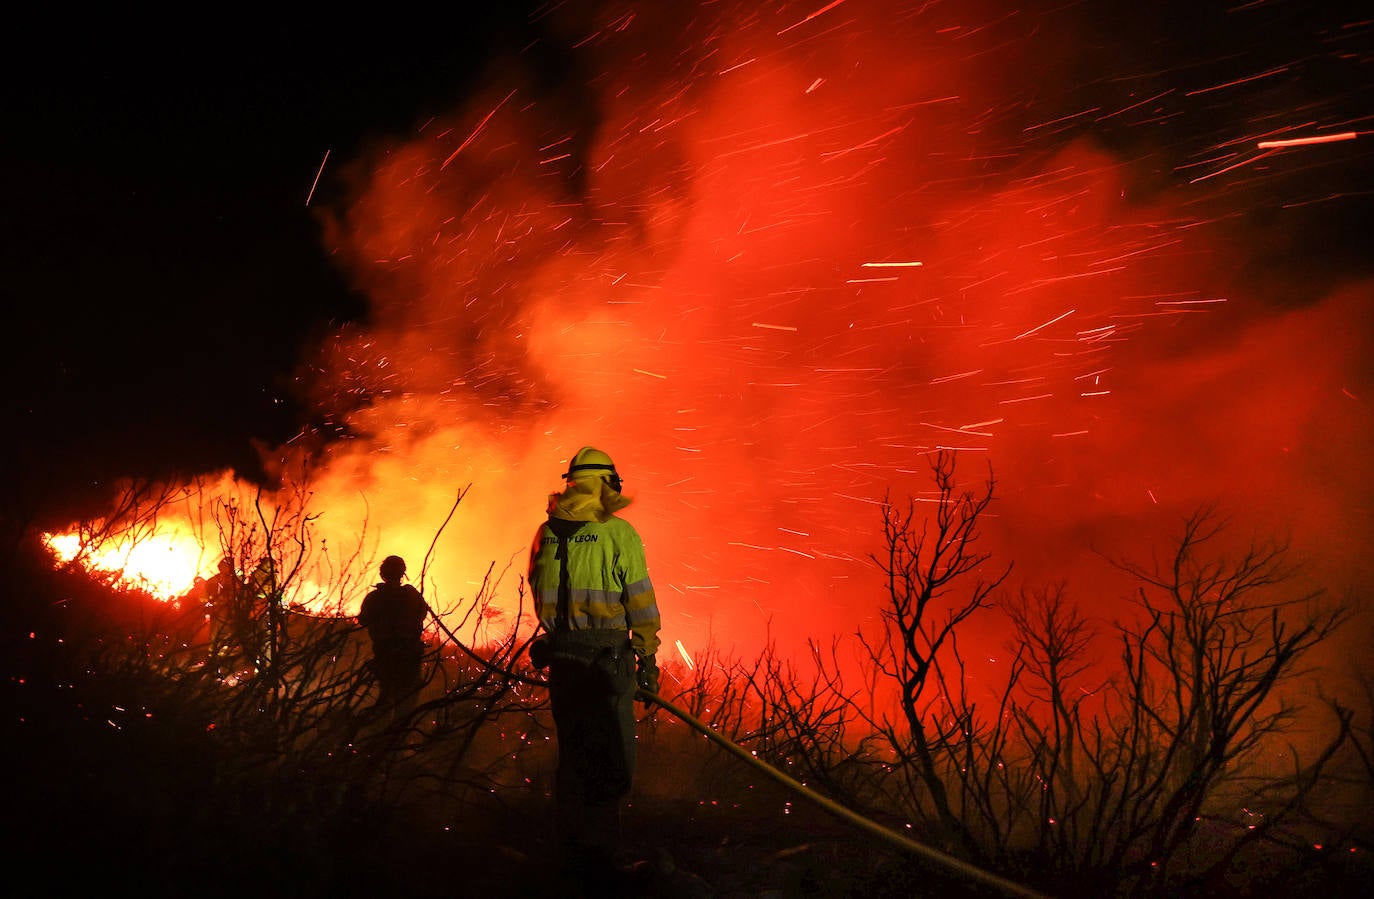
[269, 1, 1370, 676]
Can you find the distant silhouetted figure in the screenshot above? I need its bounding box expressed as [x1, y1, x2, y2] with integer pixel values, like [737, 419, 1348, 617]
[357, 555, 430, 716]
[204, 558, 245, 675]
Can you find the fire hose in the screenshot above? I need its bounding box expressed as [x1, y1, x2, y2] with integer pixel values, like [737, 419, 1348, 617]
[415, 478, 1048, 899]
[418, 599, 1049, 899]
[635, 687, 1054, 899]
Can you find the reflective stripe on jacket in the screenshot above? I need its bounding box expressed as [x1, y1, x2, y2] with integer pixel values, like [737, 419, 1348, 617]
[528, 515, 661, 659]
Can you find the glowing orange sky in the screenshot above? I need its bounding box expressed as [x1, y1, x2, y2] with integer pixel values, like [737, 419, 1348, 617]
[75, 2, 1373, 682]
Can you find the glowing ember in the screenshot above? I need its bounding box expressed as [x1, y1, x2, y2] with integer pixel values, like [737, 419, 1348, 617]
[1257, 131, 1358, 149]
[676, 639, 696, 670]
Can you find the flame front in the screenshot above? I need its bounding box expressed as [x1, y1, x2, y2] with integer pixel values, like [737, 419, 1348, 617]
[44, 529, 204, 600]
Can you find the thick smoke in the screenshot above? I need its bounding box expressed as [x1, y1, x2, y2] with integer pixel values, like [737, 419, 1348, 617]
[285, 0, 1370, 676]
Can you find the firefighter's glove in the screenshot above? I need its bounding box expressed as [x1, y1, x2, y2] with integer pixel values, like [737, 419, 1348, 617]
[636, 654, 659, 707]
[528, 636, 551, 671]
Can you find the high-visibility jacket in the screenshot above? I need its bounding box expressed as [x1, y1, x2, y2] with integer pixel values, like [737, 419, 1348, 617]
[528, 515, 661, 659]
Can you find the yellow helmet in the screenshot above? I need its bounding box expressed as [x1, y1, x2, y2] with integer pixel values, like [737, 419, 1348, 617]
[562, 446, 622, 491]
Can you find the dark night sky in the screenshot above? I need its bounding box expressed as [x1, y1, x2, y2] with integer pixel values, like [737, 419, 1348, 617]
[1, 9, 562, 525]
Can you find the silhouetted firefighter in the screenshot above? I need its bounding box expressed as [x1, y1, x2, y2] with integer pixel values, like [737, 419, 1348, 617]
[357, 555, 430, 717]
[203, 557, 258, 677]
[526, 446, 662, 888]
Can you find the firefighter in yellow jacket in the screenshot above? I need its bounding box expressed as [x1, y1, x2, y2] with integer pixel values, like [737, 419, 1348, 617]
[527, 446, 661, 879]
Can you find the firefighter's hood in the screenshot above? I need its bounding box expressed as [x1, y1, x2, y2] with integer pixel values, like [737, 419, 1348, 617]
[547, 475, 631, 523]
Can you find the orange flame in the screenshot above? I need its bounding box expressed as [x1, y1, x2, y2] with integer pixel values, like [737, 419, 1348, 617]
[43, 529, 204, 600]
